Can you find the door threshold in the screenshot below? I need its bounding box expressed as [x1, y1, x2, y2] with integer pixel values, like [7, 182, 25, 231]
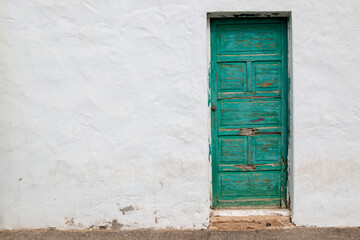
[209, 209, 293, 231]
[211, 208, 291, 217]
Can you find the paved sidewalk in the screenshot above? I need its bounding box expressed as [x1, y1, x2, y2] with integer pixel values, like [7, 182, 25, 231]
[1, 228, 360, 240]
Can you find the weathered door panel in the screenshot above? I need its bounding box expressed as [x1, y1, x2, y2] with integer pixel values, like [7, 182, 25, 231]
[219, 99, 281, 126]
[220, 172, 281, 198]
[217, 24, 281, 53]
[211, 18, 288, 208]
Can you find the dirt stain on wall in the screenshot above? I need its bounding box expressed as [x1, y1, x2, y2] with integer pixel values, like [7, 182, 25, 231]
[119, 205, 136, 215]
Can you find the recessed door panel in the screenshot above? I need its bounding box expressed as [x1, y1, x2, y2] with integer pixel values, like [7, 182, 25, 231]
[252, 135, 281, 164]
[220, 172, 281, 198]
[254, 62, 281, 91]
[218, 62, 247, 90]
[219, 136, 248, 163]
[217, 24, 281, 53]
[219, 99, 281, 126]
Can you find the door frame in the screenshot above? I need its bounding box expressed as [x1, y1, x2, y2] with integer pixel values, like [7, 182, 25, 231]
[209, 15, 291, 209]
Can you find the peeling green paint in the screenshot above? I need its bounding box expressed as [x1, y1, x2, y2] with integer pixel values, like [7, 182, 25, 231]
[210, 18, 289, 208]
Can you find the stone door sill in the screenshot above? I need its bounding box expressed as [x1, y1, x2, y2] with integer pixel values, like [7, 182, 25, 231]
[210, 209, 293, 231]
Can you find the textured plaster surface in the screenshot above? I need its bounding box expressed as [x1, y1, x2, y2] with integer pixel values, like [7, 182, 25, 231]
[0, 0, 360, 229]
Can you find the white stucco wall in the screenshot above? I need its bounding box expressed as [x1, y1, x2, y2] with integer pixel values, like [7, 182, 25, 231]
[0, 0, 360, 229]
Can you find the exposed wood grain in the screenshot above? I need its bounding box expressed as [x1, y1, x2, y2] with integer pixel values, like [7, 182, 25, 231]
[217, 53, 281, 62]
[219, 163, 281, 172]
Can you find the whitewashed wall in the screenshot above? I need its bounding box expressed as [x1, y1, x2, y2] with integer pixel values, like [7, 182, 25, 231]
[0, 0, 360, 229]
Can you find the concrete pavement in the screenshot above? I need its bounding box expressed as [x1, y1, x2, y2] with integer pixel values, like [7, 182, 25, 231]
[1, 228, 360, 240]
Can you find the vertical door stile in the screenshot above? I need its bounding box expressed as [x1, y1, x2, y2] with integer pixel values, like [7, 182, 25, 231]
[246, 61, 252, 92]
[247, 136, 252, 165]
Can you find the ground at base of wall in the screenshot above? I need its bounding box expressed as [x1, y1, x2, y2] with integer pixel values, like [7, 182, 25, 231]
[210, 215, 294, 231]
[1, 228, 360, 240]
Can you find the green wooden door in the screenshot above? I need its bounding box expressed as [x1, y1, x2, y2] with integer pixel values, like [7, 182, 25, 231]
[210, 18, 289, 208]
